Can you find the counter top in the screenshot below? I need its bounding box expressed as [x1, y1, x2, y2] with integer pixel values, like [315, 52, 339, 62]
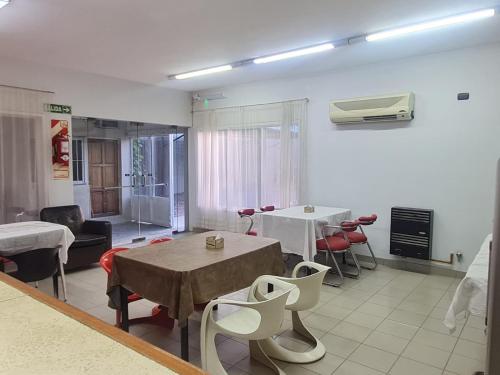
[0, 272, 206, 375]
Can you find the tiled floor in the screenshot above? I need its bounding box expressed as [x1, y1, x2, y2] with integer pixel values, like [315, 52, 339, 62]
[35, 261, 486, 375]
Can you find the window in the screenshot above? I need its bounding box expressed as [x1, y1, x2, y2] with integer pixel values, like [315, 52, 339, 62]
[192, 100, 306, 231]
[72, 138, 85, 184]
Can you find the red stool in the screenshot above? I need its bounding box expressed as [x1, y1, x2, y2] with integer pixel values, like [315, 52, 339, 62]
[99, 247, 174, 328]
[237, 209, 257, 236]
[335, 214, 378, 270]
[316, 220, 361, 286]
[150, 237, 173, 245]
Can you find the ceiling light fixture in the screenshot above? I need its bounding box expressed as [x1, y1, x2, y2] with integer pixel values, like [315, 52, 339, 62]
[174, 64, 233, 80]
[0, 0, 11, 9]
[253, 43, 335, 64]
[366, 8, 495, 42]
[168, 8, 496, 79]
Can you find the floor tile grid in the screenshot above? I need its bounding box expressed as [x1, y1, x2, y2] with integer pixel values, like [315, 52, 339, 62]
[32, 263, 485, 375]
[297, 269, 471, 374]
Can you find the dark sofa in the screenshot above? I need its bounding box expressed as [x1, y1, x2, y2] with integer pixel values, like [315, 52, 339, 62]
[40, 205, 112, 270]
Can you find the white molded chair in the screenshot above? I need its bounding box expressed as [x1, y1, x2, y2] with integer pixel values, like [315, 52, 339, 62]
[252, 261, 330, 364]
[200, 276, 296, 375]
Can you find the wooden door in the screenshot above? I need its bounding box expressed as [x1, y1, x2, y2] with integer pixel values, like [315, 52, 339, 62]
[88, 139, 120, 217]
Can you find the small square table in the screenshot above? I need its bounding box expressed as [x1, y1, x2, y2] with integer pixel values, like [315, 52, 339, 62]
[107, 231, 285, 361]
[261, 205, 351, 261]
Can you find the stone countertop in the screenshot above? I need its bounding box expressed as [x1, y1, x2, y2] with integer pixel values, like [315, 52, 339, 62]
[0, 275, 204, 375]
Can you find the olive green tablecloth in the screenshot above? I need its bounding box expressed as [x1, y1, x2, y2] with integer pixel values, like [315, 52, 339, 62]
[107, 231, 284, 324]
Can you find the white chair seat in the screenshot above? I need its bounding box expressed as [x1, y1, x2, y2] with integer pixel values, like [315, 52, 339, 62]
[201, 275, 297, 375]
[216, 307, 261, 336]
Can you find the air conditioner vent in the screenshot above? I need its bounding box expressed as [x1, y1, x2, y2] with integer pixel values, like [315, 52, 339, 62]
[363, 115, 398, 121]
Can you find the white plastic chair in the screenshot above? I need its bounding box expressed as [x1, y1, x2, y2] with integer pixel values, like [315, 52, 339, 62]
[200, 276, 296, 375]
[252, 261, 330, 364]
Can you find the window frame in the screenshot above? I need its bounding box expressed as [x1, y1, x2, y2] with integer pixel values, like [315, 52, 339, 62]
[72, 137, 86, 185]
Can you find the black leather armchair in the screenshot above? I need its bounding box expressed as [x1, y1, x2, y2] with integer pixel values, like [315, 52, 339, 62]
[40, 205, 112, 270]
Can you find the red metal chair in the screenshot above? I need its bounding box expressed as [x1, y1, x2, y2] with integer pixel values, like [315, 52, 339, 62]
[316, 220, 361, 286]
[237, 208, 257, 236]
[260, 205, 275, 212]
[149, 237, 173, 245]
[0, 257, 13, 271]
[100, 248, 143, 326]
[335, 214, 378, 270]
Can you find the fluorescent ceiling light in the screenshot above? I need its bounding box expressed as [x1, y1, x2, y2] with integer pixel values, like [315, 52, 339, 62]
[175, 64, 232, 80]
[366, 8, 495, 42]
[0, 0, 11, 9]
[253, 43, 334, 64]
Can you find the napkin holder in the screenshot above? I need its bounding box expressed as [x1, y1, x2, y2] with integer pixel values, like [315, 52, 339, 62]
[304, 205, 315, 213]
[206, 235, 224, 250]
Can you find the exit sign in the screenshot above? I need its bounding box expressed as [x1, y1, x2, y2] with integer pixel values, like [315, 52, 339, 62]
[45, 103, 72, 115]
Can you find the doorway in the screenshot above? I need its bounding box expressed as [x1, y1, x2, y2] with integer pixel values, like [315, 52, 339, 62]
[72, 118, 188, 245]
[88, 139, 120, 218]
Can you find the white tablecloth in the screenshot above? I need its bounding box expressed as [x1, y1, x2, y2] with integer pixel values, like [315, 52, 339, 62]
[0, 221, 75, 264]
[261, 206, 351, 261]
[444, 233, 491, 330]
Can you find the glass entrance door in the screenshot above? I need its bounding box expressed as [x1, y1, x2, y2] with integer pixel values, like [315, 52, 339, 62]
[72, 118, 187, 246]
[130, 124, 177, 242]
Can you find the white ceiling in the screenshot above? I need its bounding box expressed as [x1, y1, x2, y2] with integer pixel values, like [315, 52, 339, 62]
[0, 0, 499, 92]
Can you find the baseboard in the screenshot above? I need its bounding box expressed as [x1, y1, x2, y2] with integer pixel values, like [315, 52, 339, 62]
[355, 254, 466, 278]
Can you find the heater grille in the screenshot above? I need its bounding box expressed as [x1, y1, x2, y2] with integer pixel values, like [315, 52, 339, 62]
[390, 207, 433, 260]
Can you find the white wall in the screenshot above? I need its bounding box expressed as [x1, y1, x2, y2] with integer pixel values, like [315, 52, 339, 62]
[0, 56, 191, 207]
[193, 43, 500, 271]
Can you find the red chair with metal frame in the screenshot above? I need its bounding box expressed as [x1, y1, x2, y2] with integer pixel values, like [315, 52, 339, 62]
[150, 237, 173, 245]
[335, 214, 378, 270]
[260, 205, 275, 212]
[100, 248, 142, 326]
[100, 247, 175, 328]
[316, 220, 361, 286]
[238, 208, 257, 236]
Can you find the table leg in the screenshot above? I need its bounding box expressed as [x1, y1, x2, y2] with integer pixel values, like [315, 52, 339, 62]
[58, 256, 67, 302]
[119, 286, 129, 332]
[181, 320, 189, 361]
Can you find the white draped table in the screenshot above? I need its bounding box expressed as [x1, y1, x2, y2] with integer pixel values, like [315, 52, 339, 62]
[261, 205, 351, 261]
[0, 221, 75, 300]
[444, 233, 491, 331]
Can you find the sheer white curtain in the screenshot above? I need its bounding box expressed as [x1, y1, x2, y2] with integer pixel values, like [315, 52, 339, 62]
[0, 86, 52, 224]
[192, 99, 307, 231]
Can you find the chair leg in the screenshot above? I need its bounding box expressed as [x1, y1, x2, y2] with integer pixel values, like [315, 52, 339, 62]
[364, 241, 378, 270]
[58, 256, 68, 302]
[342, 250, 361, 278]
[249, 340, 287, 375]
[52, 274, 59, 299]
[115, 310, 121, 327]
[201, 318, 227, 375]
[323, 250, 344, 287]
[258, 311, 326, 364]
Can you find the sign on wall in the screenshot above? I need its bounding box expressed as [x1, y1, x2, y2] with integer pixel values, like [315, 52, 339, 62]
[45, 103, 72, 115]
[51, 119, 70, 180]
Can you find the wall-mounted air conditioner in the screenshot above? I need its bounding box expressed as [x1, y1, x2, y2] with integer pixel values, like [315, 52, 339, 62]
[330, 92, 415, 124]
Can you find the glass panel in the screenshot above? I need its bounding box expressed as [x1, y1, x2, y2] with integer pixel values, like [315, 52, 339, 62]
[172, 127, 187, 232]
[71, 117, 188, 245]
